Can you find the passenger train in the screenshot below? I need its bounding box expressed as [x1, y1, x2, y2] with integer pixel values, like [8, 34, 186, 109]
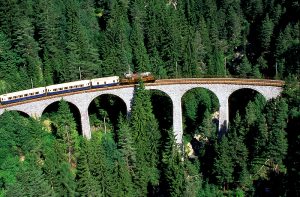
[0, 73, 155, 105]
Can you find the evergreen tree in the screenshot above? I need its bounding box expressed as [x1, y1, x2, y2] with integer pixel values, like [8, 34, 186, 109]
[0, 32, 23, 92]
[100, 0, 132, 76]
[6, 158, 55, 197]
[11, 7, 44, 87]
[259, 14, 274, 53]
[130, 81, 161, 196]
[161, 130, 185, 197]
[76, 139, 100, 196]
[214, 136, 234, 190]
[265, 98, 288, 167]
[52, 100, 80, 165]
[117, 116, 136, 175]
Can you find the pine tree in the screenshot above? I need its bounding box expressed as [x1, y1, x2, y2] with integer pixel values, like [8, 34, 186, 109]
[265, 98, 288, 167]
[52, 100, 80, 165]
[100, 0, 132, 76]
[129, 0, 150, 72]
[259, 14, 274, 53]
[0, 32, 23, 92]
[6, 157, 56, 197]
[117, 116, 136, 175]
[161, 130, 185, 197]
[11, 7, 44, 87]
[56, 162, 76, 197]
[214, 136, 234, 190]
[76, 139, 100, 196]
[130, 81, 161, 196]
[34, 0, 64, 85]
[160, 4, 184, 77]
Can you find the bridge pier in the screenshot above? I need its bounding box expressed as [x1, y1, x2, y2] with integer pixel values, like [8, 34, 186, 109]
[218, 96, 229, 135]
[80, 109, 91, 139]
[171, 96, 183, 144]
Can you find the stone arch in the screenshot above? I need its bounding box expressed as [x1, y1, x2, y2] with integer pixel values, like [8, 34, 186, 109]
[0, 109, 30, 118]
[88, 93, 128, 132]
[228, 88, 266, 122]
[41, 100, 83, 135]
[89, 92, 131, 113]
[181, 87, 220, 137]
[148, 89, 173, 132]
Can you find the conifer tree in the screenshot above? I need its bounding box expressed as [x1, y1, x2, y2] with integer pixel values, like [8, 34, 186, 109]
[52, 100, 80, 165]
[259, 14, 274, 53]
[34, 0, 64, 85]
[6, 157, 56, 197]
[214, 136, 234, 190]
[265, 98, 288, 167]
[0, 32, 23, 92]
[100, 0, 132, 76]
[11, 4, 44, 87]
[76, 139, 100, 196]
[117, 116, 136, 174]
[162, 130, 185, 197]
[130, 81, 161, 196]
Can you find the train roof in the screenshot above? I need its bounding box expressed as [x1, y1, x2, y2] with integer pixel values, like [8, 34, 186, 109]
[0, 87, 45, 98]
[46, 80, 90, 89]
[90, 76, 119, 82]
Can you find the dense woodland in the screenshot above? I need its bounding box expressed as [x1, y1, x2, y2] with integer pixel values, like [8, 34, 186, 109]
[0, 0, 300, 196]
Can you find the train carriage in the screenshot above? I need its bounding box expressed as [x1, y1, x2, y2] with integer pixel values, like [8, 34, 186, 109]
[0, 87, 46, 104]
[90, 76, 119, 88]
[46, 80, 91, 96]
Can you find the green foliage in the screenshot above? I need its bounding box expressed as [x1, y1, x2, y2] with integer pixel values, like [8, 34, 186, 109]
[76, 139, 100, 196]
[130, 81, 161, 196]
[162, 130, 185, 197]
[6, 157, 55, 197]
[0, 1, 299, 196]
[183, 88, 219, 136]
[213, 136, 234, 189]
[51, 100, 80, 165]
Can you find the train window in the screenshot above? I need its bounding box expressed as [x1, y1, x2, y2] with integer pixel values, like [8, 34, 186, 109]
[53, 89, 57, 91]
[97, 82, 99, 85]
[104, 81, 106, 84]
[59, 88, 62, 90]
[9, 97, 12, 100]
[80, 85, 83, 87]
[64, 87, 68, 90]
[30, 93, 34, 95]
[35, 92, 39, 94]
[20, 95, 23, 98]
[113, 80, 115, 82]
[24, 94, 28, 96]
[69, 86, 73, 88]
[13, 96, 16, 99]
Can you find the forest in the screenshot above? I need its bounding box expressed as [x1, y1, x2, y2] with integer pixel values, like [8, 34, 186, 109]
[0, 0, 299, 196]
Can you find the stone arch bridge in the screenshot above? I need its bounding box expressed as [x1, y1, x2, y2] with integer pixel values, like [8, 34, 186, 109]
[0, 78, 284, 144]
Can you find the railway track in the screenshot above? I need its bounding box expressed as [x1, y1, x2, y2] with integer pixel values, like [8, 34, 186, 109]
[0, 78, 284, 109]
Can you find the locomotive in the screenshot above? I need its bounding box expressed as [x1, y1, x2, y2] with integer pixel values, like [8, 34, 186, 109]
[120, 72, 155, 84]
[0, 72, 155, 105]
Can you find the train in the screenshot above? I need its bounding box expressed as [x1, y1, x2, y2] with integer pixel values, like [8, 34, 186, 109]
[0, 73, 155, 105]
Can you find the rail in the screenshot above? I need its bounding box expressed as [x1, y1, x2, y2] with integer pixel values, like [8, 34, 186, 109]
[0, 78, 284, 109]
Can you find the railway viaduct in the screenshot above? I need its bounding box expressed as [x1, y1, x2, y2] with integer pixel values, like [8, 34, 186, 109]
[0, 78, 284, 144]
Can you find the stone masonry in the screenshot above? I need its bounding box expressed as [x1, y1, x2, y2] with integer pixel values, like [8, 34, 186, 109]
[0, 82, 282, 143]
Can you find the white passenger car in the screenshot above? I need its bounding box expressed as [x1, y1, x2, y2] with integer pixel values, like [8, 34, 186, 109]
[0, 87, 46, 104]
[46, 80, 91, 95]
[91, 76, 119, 88]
